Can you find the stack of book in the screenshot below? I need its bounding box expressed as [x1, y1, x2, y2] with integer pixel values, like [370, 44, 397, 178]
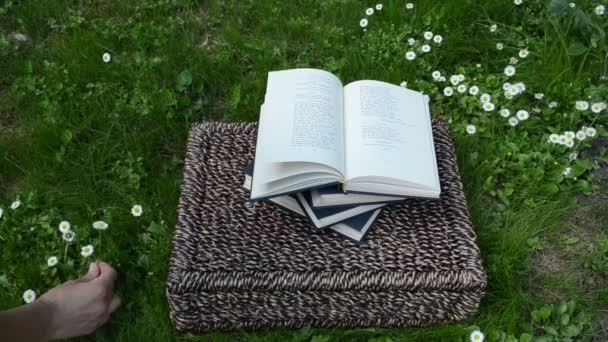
[244, 68, 441, 242]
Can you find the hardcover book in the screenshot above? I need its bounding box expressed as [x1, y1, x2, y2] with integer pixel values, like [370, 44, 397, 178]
[310, 185, 405, 208]
[243, 173, 382, 242]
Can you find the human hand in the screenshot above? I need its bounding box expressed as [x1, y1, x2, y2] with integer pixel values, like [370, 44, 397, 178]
[39, 261, 121, 340]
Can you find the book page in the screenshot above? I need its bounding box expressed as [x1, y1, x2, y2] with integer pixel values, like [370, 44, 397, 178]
[343, 80, 438, 189]
[263, 69, 345, 174]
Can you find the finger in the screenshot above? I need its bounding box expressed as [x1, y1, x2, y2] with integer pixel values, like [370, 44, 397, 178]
[108, 294, 122, 313]
[95, 262, 118, 289]
[80, 262, 101, 282]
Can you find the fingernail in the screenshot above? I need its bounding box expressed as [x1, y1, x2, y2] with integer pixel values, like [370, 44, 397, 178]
[89, 262, 97, 272]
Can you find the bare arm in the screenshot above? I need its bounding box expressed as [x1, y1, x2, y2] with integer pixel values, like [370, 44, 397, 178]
[0, 262, 121, 341]
[0, 297, 55, 341]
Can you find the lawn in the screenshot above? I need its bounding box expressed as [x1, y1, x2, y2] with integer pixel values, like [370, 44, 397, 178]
[1, 0, 607, 340]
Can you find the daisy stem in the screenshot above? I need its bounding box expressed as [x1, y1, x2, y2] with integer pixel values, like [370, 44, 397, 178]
[99, 229, 102, 257]
[64, 242, 68, 261]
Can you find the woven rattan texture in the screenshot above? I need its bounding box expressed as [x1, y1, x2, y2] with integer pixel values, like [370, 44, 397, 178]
[167, 118, 486, 332]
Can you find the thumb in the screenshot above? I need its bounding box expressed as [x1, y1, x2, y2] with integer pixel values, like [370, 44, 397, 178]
[81, 262, 100, 282]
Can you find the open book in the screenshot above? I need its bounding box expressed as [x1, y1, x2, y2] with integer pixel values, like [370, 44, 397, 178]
[251, 68, 440, 200]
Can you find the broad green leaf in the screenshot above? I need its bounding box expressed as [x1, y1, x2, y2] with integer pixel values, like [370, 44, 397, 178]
[562, 324, 582, 337]
[541, 183, 560, 195]
[562, 236, 579, 245]
[575, 159, 593, 170]
[548, 0, 569, 14]
[567, 301, 576, 316]
[560, 313, 570, 325]
[159, 88, 176, 108]
[545, 326, 558, 336]
[227, 83, 241, 112]
[567, 42, 587, 56]
[176, 69, 193, 92]
[519, 333, 532, 342]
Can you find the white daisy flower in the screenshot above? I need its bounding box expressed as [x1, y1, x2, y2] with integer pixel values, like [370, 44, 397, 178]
[533, 107, 541, 113]
[457, 84, 468, 93]
[585, 127, 597, 137]
[58, 220, 71, 233]
[443, 87, 454, 97]
[469, 85, 480, 95]
[483, 102, 496, 112]
[569, 3, 576, 8]
[516, 110, 529, 120]
[518, 49, 529, 58]
[360, 18, 369, 28]
[490, 24, 497, 32]
[421, 44, 431, 53]
[0, 207, 3, 220]
[92, 220, 109, 230]
[47, 256, 58, 267]
[534, 93, 544, 99]
[562, 167, 572, 176]
[433, 35, 443, 44]
[405, 3, 414, 10]
[366, 8, 374, 15]
[502, 82, 512, 91]
[438, 76, 446, 82]
[504, 66, 516, 77]
[466, 124, 477, 135]
[470, 330, 485, 342]
[591, 102, 606, 113]
[514, 0, 523, 5]
[565, 139, 575, 148]
[10, 200, 21, 210]
[509, 57, 518, 65]
[23, 289, 36, 304]
[405, 51, 416, 60]
[457, 74, 465, 82]
[131, 204, 143, 217]
[569, 151, 578, 161]
[12, 32, 28, 42]
[432, 71, 441, 79]
[496, 43, 504, 50]
[102, 53, 111, 63]
[509, 86, 520, 96]
[576, 130, 587, 141]
[505, 92, 514, 100]
[509, 117, 519, 126]
[500, 108, 511, 118]
[549, 101, 558, 108]
[575, 100, 589, 111]
[476, 63, 482, 68]
[80, 245, 94, 257]
[564, 131, 575, 140]
[62, 230, 75, 242]
[375, 4, 383, 11]
[400, 81, 408, 88]
[423, 31, 433, 40]
[548, 133, 559, 143]
[558, 135, 568, 145]
[480, 93, 491, 103]
[594, 4, 605, 15]
[450, 75, 460, 86]
[408, 38, 416, 46]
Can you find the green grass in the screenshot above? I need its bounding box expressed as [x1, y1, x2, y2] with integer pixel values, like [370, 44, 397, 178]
[1, 0, 607, 340]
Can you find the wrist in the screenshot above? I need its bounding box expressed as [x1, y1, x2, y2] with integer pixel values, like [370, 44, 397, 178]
[34, 297, 59, 341]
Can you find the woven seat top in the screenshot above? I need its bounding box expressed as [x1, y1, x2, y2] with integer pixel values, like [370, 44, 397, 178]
[168, 118, 486, 294]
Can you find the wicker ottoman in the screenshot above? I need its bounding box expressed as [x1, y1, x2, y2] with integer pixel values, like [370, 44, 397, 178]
[167, 118, 486, 332]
